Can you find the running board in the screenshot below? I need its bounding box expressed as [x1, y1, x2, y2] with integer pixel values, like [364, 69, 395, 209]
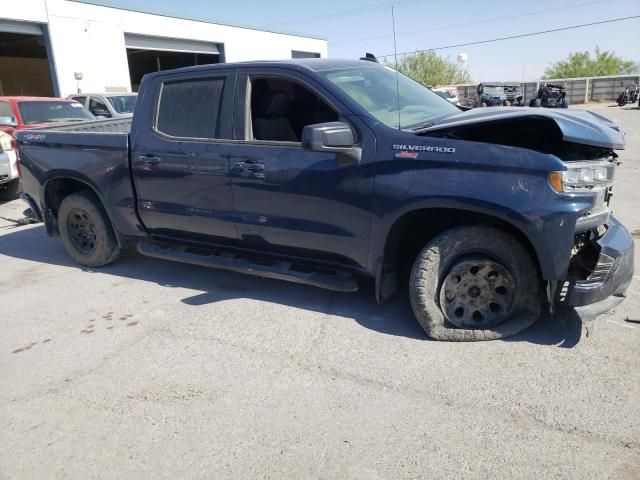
[137, 241, 358, 293]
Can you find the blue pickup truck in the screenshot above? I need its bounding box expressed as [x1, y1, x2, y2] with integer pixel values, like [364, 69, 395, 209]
[16, 58, 634, 341]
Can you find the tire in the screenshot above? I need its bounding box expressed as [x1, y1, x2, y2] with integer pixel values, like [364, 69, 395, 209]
[0, 178, 22, 201]
[409, 225, 542, 341]
[58, 190, 120, 267]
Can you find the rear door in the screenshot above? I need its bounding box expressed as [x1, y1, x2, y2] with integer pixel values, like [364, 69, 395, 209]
[130, 69, 238, 244]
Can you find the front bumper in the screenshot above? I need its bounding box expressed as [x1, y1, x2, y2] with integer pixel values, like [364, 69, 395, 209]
[566, 215, 634, 321]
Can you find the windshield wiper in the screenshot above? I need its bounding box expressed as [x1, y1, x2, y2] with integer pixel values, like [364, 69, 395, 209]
[410, 122, 434, 132]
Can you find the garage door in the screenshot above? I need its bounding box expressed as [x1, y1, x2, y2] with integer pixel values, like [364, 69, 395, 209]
[0, 20, 55, 96]
[124, 34, 220, 55]
[124, 34, 221, 92]
[0, 20, 44, 36]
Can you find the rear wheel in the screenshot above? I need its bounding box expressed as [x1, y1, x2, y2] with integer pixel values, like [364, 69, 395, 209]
[0, 178, 22, 201]
[409, 225, 542, 341]
[58, 191, 120, 267]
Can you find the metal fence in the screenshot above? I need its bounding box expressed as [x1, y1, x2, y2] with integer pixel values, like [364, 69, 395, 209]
[442, 74, 640, 106]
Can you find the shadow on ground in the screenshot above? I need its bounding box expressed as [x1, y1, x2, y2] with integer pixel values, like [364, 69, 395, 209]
[0, 224, 582, 346]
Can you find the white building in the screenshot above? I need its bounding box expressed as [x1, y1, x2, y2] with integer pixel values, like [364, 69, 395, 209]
[0, 0, 327, 97]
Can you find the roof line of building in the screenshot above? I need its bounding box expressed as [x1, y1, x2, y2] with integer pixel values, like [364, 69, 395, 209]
[68, 0, 327, 41]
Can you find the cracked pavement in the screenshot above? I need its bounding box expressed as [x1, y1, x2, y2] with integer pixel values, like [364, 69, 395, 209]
[1, 104, 639, 479]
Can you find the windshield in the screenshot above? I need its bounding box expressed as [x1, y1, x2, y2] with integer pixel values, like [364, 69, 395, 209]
[322, 66, 460, 129]
[107, 95, 137, 114]
[18, 101, 95, 125]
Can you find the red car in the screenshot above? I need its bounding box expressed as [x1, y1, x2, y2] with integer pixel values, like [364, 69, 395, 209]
[0, 96, 96, 137]
[0, 97, 95, 200]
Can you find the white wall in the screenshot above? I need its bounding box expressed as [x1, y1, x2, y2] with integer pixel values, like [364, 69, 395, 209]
[1, 0, 328, 96]
[1, 0, 48, 23]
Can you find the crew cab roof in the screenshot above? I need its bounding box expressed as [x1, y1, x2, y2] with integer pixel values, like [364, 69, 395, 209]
[142, 58, 383, 81]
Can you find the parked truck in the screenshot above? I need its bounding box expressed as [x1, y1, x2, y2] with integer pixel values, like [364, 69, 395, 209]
[16, 59, 634, 341]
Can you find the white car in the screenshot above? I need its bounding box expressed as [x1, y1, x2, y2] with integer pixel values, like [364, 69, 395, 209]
[432, 88, 461, 106]
[0, 132, 20, 201]
[68, 92, 137, 119]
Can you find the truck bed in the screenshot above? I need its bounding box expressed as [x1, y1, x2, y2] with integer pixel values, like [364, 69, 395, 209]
[36, 117, 132, 134]
[16, 117, 137, 238]
[17, 118, 130, 151]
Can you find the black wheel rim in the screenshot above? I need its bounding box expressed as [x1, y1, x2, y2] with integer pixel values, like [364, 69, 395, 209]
[67, 208, 97, 254]
[439, 258, 516, 329]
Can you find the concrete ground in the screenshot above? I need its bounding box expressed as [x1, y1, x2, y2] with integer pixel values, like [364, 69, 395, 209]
[1, 103, 639, 480]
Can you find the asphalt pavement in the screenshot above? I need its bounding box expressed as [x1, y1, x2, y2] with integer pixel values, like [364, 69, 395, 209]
[1, 103, 639, 479]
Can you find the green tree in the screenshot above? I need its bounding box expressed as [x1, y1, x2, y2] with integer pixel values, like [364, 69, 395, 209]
[385, 51, 472, 86]
[543, 47, 637, 79]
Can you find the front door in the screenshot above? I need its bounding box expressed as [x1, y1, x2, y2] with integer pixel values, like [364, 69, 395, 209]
[228, 72, 375, 269]
[131, 71, 238, 244]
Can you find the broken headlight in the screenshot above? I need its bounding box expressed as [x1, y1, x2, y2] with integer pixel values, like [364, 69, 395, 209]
[548, 160, 615, 193]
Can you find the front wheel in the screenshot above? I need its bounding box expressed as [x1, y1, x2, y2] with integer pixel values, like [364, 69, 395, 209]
[409, 225, 542, 341]
[58, 191, 121, 267]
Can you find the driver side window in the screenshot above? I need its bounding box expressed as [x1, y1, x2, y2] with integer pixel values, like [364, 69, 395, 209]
[89, 98, 110, 117]
[247, 77, 338, 143]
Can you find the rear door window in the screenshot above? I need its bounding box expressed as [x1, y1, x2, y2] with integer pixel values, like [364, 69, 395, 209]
[156, 77, 225, 139]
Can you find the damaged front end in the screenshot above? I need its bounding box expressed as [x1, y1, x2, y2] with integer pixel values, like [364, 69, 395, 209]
[417, 107, 634, 329]
[562, 217, 634, 328]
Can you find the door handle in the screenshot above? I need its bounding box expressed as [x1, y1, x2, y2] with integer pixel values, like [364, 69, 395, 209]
[136, 155, 162, 165]
[234, 161, 265, 172]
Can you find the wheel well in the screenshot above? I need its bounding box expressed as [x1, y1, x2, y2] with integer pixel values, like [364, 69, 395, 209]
[45, 178, 94, 217]
[44, 177, 126, 247]
[383, 208, 541, 286]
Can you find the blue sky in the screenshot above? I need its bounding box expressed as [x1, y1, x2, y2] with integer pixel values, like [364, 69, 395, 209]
[87, 0, 639, 81]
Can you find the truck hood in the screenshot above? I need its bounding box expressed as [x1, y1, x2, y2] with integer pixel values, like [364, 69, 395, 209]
[422, 106, 624, 150]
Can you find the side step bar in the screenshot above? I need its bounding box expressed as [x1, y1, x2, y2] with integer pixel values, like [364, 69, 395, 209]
[137, 241, 358, 293]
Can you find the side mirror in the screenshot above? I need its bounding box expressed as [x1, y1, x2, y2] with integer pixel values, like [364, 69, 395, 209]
[301, 121, 361, 166]
[0, 116, 17, 127]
